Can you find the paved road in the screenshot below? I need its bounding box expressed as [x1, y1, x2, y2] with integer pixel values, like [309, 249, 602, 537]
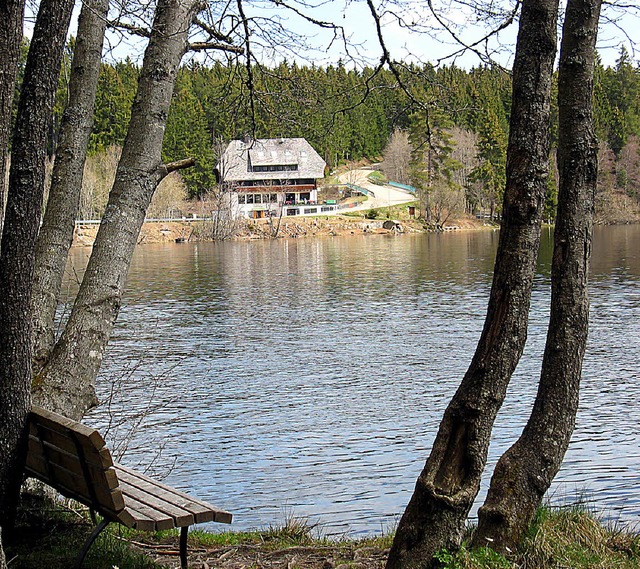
[338, 168, 415, 210]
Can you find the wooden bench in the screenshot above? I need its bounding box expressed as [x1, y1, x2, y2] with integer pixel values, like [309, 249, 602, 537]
[25, 405, 232, 569]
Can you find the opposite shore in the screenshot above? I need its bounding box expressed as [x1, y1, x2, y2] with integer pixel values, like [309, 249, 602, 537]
[71, 212, 640, 248]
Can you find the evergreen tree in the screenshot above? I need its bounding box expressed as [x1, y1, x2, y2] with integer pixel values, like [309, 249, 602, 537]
[163, 79, 214, 197]
[470, 107, 508, 219]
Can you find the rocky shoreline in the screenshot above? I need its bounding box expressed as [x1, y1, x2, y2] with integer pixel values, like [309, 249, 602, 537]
[71, 215, 493, 247]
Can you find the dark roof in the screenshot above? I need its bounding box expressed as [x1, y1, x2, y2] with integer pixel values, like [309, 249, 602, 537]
[219, 138, 326, 182]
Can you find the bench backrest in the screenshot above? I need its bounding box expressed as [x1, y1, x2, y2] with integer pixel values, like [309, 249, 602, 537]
[26, 406, 126, 517]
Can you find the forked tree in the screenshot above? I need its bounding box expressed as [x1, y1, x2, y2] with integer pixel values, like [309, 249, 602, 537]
[386, 0, 559, 566]
[472, 0, 602, 551]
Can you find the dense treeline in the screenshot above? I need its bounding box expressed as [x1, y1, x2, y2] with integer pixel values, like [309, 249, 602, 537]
[42, 47, 640, 217]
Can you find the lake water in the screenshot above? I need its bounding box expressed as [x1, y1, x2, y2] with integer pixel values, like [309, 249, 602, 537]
[67, 225, 640, 536]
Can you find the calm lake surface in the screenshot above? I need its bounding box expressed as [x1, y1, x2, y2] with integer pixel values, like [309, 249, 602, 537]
[67, 225, 640, 536]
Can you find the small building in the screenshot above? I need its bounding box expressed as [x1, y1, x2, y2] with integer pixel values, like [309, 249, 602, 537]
[216, 138, 327, 219]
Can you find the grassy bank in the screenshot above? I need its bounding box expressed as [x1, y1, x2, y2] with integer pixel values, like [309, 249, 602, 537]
[6, 494, 640, 568]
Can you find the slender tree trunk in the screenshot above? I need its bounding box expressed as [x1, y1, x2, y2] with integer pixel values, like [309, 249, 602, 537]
[0, 0, 25, 236]
[0, 0, 74, 530]
[471, 0, 601, 553]
[385, 2, 558, 567]
[0, 528, 5, 569]
[31, 0, 109, 370]
[33, 0, 201, 420]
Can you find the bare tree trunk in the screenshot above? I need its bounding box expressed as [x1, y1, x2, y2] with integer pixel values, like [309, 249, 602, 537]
[0, 0, 25, 236]
[33, 0, 201, 420]
[0, 0, 74, 529]
[385, 2, 558, 567]
[31, 0, 109, 370]
[471, 0, 601, 553]
[0, 528, 5, 569]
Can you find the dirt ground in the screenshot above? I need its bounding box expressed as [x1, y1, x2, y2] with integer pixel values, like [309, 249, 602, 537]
[133, 539, 389, 569]
[72, 214, 490, 248]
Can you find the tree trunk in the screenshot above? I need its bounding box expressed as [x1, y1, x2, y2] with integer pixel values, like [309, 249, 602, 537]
[0, 528, 5, 569]
[33, 0, 201, 420]
[0, 0, 25, 236]
[385, 2, 558, 567]
[0, 0, 74, 529]
[31, 0, 109, 370]
[471, 0, 601, 552]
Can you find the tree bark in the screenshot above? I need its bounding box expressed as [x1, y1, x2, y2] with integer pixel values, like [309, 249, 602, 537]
[385, 1, 558, 567]
[33, 0, 201, 420]
[471, 0, 601, 553]
[0, 528, 5, 569]
[0, 0, 25, 236]
[31, 0, 109, 370]
[0, 0, 74, 529]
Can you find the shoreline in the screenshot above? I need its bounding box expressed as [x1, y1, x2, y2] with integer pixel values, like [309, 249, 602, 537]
[72, 214, 640, 248]
[71, 214, 497, 248]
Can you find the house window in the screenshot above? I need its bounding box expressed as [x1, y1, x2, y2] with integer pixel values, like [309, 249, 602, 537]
[246, 194, 254, 204]
[250, 164, 299, 173]
[270, 193, 277, 203]
[304, 208, 317, 215]
[238, 194, 246, 204]
[254, 194, 262, 204]
[300, 192, 311, 202]
[287, 209, 297, 216]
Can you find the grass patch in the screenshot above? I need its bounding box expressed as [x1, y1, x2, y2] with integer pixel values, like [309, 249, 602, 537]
[10, 493, 640, 569]
[436, 505, 640, 569]
[367, 170, 387, 185]
[6, 494, 161, 569]
[519, 505, 640, 569]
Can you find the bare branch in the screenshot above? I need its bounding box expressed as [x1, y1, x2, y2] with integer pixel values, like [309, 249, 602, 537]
[107, 19, 151, 39]
[193, 15, 235, 43]
[188, 41, 244, 53]
[165, 157, 196, 173]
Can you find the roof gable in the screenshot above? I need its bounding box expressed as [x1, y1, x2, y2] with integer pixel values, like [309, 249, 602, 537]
[219, 138, 326, 182]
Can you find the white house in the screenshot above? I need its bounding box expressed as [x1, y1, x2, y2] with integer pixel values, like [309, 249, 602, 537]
[216, 138, 328, 219]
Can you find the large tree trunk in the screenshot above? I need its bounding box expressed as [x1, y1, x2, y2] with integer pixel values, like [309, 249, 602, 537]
[33, 0, 201, 420]
[0, 0, 25, 236]
[31, 0, 109, 370]
[0, 0, 74, 530]
[385, 2, 558, 567]
[471, 0, 601, 553]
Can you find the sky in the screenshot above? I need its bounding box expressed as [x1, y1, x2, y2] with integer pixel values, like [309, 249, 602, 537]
[271, 0, 639, 69]
[55, 0, 640, 70]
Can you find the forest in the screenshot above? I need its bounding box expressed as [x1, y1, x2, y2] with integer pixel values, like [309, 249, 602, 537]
[40, 45, 640, 223]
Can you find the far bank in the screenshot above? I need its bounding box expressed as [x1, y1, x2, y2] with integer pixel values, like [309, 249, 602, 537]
[71, 213, 497, 248]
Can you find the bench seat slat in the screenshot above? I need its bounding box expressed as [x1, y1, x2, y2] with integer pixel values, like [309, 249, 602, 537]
[116, 505, 158, 532]
[118, 476, 195, 527]
[116, 464, 232, 524]
[118, 495, 177, 531]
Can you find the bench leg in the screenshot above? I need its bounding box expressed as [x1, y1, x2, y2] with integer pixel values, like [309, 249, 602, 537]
[74, 518, 109, 569]
[180, 526, 189, 569]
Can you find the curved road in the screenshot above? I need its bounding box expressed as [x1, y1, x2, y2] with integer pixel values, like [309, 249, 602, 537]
[338, 168, 415, 210]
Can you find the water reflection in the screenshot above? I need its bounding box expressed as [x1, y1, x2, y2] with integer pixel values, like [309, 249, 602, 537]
[66, 226, 640, 535]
